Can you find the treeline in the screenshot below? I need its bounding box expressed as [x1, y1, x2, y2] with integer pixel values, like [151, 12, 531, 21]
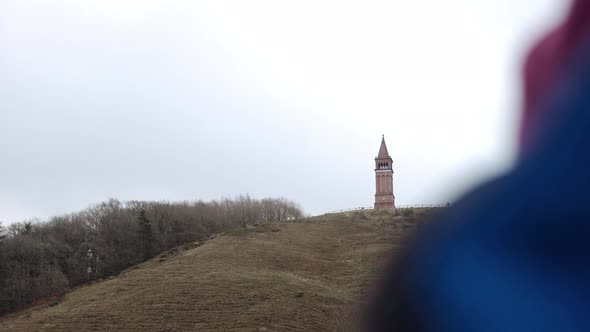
[0, 196, 303, 315]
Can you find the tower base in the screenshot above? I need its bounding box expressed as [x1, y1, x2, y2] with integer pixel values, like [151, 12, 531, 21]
[374, 195, 395, 209]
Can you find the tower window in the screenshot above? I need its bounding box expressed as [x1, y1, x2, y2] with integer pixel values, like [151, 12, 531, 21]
[377, 162, 389, 169]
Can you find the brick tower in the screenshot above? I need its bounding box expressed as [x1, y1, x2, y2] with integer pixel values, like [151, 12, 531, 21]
[374, 135, 395, 209]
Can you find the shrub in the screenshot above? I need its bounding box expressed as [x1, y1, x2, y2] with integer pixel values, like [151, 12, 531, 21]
[401, 208, 415, 217]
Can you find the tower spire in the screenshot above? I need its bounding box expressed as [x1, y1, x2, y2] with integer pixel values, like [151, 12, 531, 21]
[377, 135, 390, 159]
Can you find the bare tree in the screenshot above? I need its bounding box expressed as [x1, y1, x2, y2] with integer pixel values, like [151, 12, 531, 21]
[0, 195, 304, 315]
[0, 221, 6, 242]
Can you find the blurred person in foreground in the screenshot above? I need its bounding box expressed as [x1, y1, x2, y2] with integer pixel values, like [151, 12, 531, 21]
[366, 1, 590, 331]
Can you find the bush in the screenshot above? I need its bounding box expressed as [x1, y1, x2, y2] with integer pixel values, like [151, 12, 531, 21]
[401, 208, 415, 217]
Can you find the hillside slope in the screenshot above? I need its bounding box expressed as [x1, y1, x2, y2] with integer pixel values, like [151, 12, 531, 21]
[0, 209, 429, 331]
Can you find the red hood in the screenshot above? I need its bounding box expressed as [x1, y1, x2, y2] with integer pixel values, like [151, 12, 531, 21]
[520, 0, 590, 154]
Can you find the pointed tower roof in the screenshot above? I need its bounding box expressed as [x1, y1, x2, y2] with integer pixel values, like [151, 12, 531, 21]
[377, 135, 390, 159]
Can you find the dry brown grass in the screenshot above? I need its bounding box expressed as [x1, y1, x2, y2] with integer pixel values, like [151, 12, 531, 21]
[0, 209, 431, 332]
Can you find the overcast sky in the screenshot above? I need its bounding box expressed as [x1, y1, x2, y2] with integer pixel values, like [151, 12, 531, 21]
[0, 0, 569, 222]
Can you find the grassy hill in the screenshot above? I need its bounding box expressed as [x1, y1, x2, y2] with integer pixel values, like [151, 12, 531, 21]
[0, 209, 434, 331]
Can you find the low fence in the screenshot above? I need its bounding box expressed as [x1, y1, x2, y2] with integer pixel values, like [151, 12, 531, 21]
[323, 204, 447, 215]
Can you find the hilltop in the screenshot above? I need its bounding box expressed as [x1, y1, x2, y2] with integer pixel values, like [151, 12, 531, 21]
[0, 209, 436, 331]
